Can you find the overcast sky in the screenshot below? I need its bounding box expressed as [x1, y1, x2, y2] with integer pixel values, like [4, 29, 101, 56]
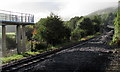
[0, 0, 118, 22]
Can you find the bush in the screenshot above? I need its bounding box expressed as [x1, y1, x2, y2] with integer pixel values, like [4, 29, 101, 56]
[32, 42, 48, 51]
[71, 29, 86, 41]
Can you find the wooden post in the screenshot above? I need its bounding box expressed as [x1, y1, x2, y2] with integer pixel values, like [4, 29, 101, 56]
[2, 25, 7, 57]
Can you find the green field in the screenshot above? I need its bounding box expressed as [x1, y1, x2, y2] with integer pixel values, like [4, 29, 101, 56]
[0, 32, 16, 38]
[0, 32, 16, 35]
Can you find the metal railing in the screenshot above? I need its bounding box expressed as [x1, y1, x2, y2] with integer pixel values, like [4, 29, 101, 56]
[0, 10, 34, 23]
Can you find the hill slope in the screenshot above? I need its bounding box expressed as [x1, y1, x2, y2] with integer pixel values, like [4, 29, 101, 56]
[87, 7, 117, 16]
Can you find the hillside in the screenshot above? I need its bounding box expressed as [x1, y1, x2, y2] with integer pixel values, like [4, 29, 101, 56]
[87, 7, 117, 16]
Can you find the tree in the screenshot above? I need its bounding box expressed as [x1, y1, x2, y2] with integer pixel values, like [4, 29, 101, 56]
[25, 25, 34, 40]
[32, 18, 47, 41]
[78, 18, 95, 35]
[92, 15, 102, 32]
[65, 16, 82, 31]
[112, 3, 120, 45]
[34, 13, 71, 45]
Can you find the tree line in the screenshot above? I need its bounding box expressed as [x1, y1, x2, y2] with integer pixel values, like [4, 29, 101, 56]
[25, 10, 119, 51]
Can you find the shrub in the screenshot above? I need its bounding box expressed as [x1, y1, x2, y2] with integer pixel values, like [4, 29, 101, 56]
[32, 42, 48, 51]
[71, 29, 86, 41]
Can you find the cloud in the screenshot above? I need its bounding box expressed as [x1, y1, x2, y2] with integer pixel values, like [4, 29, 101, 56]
[0, 0, 118, 22]
[59, 1, 118, 20]
[15, 2, 64, 22]
[17, 2, 62, 12]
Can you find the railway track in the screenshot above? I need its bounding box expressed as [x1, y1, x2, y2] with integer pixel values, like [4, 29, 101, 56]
[1, 33, 113, 72]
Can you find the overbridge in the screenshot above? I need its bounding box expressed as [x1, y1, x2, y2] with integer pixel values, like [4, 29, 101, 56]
[0, 10, 34, 56]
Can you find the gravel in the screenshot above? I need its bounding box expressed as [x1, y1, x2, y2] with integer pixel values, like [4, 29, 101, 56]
[19, 34, 119, 72]
[28, 51, 110, 72]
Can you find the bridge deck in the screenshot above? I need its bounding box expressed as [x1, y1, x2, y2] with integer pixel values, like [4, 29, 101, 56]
[0, 20, 34, 25]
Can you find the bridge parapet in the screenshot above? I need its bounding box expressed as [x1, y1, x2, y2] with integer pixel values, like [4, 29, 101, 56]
[0, 10, 34, 23]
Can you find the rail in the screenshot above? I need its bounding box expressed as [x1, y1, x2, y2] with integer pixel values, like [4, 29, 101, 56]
[0, 10, 34, 23]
